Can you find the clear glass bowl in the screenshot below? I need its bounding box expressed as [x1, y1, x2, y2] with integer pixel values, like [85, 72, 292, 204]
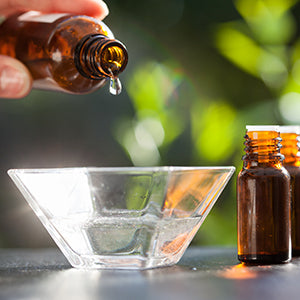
[8, 166, 235, 270]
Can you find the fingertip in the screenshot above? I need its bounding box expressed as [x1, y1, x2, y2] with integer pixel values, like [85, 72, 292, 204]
[99, 0, 109, 18]
[0, 56, 32, 99]
[87, 0, 109, 19]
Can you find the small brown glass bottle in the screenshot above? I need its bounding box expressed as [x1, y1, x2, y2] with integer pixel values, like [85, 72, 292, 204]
[280, 126, 300, 256]
[237, 125, 291, 264]
[0, 11, 128, 94]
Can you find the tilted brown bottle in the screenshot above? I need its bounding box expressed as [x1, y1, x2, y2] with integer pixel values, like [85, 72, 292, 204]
[237, 125, 291, 264]
[280, 126, 300, 256]
[0, 11, 128, 94]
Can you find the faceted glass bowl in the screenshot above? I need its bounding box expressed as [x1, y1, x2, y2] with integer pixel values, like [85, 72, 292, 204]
[8, 166, 235, 270]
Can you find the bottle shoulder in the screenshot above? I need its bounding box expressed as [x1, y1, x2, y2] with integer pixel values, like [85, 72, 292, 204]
[46, 15, 115, 58]
[283, 164, 300, 176]
[238, 165, 290, 179]
[53, 15, 114, 39]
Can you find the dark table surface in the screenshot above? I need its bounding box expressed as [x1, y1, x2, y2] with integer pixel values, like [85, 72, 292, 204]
[1, 246, 300, 300]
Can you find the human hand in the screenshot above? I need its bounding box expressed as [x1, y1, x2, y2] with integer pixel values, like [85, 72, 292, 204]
[0, 0, 109, 98]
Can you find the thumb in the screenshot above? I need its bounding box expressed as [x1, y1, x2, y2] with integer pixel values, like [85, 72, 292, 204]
[0, 55, 32, 99]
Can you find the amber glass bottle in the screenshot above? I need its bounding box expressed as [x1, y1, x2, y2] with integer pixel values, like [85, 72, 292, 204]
[237, 125, 291, 264]
[0, 11, 128, 94]
[280, 126, 300, 256]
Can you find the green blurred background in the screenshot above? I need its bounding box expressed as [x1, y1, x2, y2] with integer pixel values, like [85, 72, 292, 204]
[0, 0, 299, 247]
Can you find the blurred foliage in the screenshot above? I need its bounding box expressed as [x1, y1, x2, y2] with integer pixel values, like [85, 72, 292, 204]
[111, 0, 300, 246]
[114, 61, 186, 165]
[191, 101, 239, 163]
[2, 0, 300, 247]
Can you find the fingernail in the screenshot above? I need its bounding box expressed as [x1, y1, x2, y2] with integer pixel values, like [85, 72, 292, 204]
[0, 65, 30, 98]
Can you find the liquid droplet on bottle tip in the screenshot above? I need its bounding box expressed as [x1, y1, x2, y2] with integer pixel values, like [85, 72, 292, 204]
[109, 77, 122, 96]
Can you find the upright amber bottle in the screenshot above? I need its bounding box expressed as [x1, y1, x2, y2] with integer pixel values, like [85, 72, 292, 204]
[280, 126, 300, 256]
[0, 11, 128, 94]
[237, 125, 291, 264]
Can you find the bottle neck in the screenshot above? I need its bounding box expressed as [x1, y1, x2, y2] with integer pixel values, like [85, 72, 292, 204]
[75, 34, 128, 80]
[281, 132, 300, 166]
[243, 130, 284, 167]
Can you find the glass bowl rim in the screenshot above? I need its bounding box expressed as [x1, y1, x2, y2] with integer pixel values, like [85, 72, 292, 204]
[8, 166, 236, 175]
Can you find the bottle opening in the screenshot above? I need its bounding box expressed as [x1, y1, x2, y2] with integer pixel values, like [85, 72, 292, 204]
[75, 35, 128, 81]
[99, 42, 128, 77]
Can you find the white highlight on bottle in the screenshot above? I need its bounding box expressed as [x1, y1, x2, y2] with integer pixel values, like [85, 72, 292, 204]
[246, 125, 279, 132]
[279, 125, 300, 134]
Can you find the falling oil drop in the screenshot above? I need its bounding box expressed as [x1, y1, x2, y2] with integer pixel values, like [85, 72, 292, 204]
[109, 77, 122, 95]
